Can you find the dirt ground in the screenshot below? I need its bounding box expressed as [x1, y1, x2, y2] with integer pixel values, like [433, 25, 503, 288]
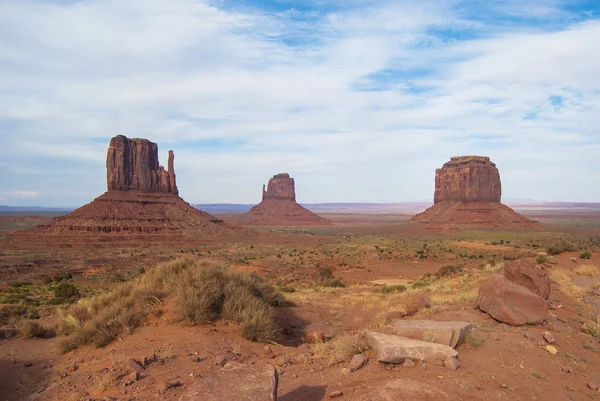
[1, 211, 600, 401]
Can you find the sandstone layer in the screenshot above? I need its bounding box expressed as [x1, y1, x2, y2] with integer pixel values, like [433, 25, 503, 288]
[410, 156, 537, 228]
[245, 173, 330, 226]
[23, 135, 241, 240]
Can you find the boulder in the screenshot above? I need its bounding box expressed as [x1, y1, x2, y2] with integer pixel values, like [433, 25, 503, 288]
[504, 259, 551, 300]
[365, 331, 457, 364]
[475, 274, 548, 326]
[179, 364, 278, 401]
[392, 320, 472, 348]
[406, 295, 432, 316]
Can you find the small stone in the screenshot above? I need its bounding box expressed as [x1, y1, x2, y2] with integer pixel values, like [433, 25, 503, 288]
[157, 379, 182, 394]
[24, 362, 33, 368]
[421, 362, 427, 370]
[125, 359, 145, 375]
[263, 345, 274, 359]
[215, 355, 228, 367]
[191, 356, 201, 363]
[348, 354, 368, 372]
[524, 331, 535, 341]
[587, 382, 599, 391]
[329, 390, 344, 398]
[327, 357, 342, 367]
[543, 332, 556, 344]
[545, 345, 558, 355]
[443, 356, 460, 371]
[385, 311, 407, 324]
[292, 374, 298, 379]
[123, 372, 139, 386]
[402, 359, 415, 368]
[272, 356, 286, 367]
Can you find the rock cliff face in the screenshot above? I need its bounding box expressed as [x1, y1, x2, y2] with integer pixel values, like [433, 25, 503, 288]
[411, 156, 537, 228]
[246, 173, 330, 226]
[23, 135, 244, 240]
[434, 156, 500, 203]
[262, 173, 296, 201]
[106, 135, 178, 195]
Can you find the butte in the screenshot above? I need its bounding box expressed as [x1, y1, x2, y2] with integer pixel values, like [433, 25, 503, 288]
[23, 135, 242, 240]
[410, 156, 537, 228]
[244, 173, 331, 226]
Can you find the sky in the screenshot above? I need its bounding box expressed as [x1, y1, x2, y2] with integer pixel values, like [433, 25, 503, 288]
[1, 0, 599, 207]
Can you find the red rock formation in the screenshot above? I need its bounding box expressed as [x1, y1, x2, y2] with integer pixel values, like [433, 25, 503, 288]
[106, 135, 178, 195]
[245, 173, 330, 226]
[23, 135, 243, 240]
[410, 156, 537, 228]
[262, 173, 296, 201]
[434, 156, 500, 203]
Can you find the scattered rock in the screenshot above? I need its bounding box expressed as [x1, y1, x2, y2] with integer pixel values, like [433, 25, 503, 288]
[327, 357, 343, 367]
[524, 331, 535, 341]
[305, 330, 326, 344]
[366, 331, 457, 364]
[179, 364, 278, 401]
[385, 311, 407, 324]
[191, 356, 201, 363]
[543, 331, 557, 345]
[504, 259, 551, 300]
[123, 372, 139, 386]
[475, 273, 548, 326]
[126, 359, 145, 375]
[272, 356, 286, 367]
[157, 379, 182, 394]
[570, 258, 577, 263]
[406, 295, 433, 316]
[24, 362, 33, 368]
[348, 354, 368, 372]
[421, 362, 427, 370]
[402, 359, 415, 368]
[587, 382, 599, 391]
[443, 356, 460, 371]
[215, 355, 228, 367]
[392, 320, 472, 348]
[545, 345, 558, 355]
[329, 390, 344, 398]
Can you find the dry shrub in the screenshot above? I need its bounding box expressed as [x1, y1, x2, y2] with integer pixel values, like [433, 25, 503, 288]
[312, 332, 368, 361]
[574, 265, 599, 277]
[58, 259, 283, 352]
[550, 269, 587, 298]
[15, 319, 50, 338]
[0, 305, 39, 325]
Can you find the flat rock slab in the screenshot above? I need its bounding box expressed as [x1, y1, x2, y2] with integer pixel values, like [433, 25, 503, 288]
[179, 364, 278, 401]
[366, 331, 457, 364]
[392, 320, 472, 348]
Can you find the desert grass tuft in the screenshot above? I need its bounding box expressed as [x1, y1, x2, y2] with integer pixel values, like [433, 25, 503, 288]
[15, 319, 51, 338]
[550, 269, 587, 298]
[574, 265, 599, 277]
[57, 259, 283, 352]
[312, 332, 368, 361]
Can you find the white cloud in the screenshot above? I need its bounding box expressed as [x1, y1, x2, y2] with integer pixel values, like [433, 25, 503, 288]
[0, 0, 599, 205]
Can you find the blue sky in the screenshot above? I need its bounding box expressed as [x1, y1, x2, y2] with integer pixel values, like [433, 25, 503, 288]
[1, 0, 599, 206]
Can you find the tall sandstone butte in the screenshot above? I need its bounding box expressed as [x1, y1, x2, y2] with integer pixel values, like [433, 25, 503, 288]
[245, 173, 330, 226]
[434, 156, 500, 203]
[106, 135, 178, 194]
[23, 135, 242, 239]
[411, 156, 536, 228]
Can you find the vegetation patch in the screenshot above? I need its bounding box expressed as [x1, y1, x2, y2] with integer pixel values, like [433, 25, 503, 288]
[375, 284, 407, 294]
[57, 259, 285, 352]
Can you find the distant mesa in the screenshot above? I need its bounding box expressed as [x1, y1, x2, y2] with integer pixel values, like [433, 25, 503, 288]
[23, 135, 242, 239]
[411, 156, 537, 228]
[245, 173, 331, 226]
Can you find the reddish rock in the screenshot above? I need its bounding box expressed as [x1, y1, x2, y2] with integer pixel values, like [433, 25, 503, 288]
[475, 274, 548, 326]
[348, 354, 368, 372]
[305, 330, 326, 344]
[434, 156, 501, 203]
[410, 156, 537, 228]
[385, 311, 407, 324]
[179, 364, 278, 401]
[406, 295, 432, 316]
[246, 173, 331, 226]
[504, 259, 551, 300]
[106, 135, 177, 194]
[262, 173, 296, 201]
[443, 356, 460, 371]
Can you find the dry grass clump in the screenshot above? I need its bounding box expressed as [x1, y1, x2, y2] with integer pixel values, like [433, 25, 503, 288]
[574, 265, 599, 277]
[312, 332, 368, 361]
[57, 259, 284, 352]
[15, 319, 51, 338]
[550, 269, 587, 298]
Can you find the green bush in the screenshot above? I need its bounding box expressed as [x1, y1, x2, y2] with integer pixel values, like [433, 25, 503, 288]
[535, 254, 548, 264]
[435, 264, 464, 278]
[54, 283, 80, 299]
[547, 240, 578, 255]
[579, 251, 592, 260]
[53, 273, 73, 282]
